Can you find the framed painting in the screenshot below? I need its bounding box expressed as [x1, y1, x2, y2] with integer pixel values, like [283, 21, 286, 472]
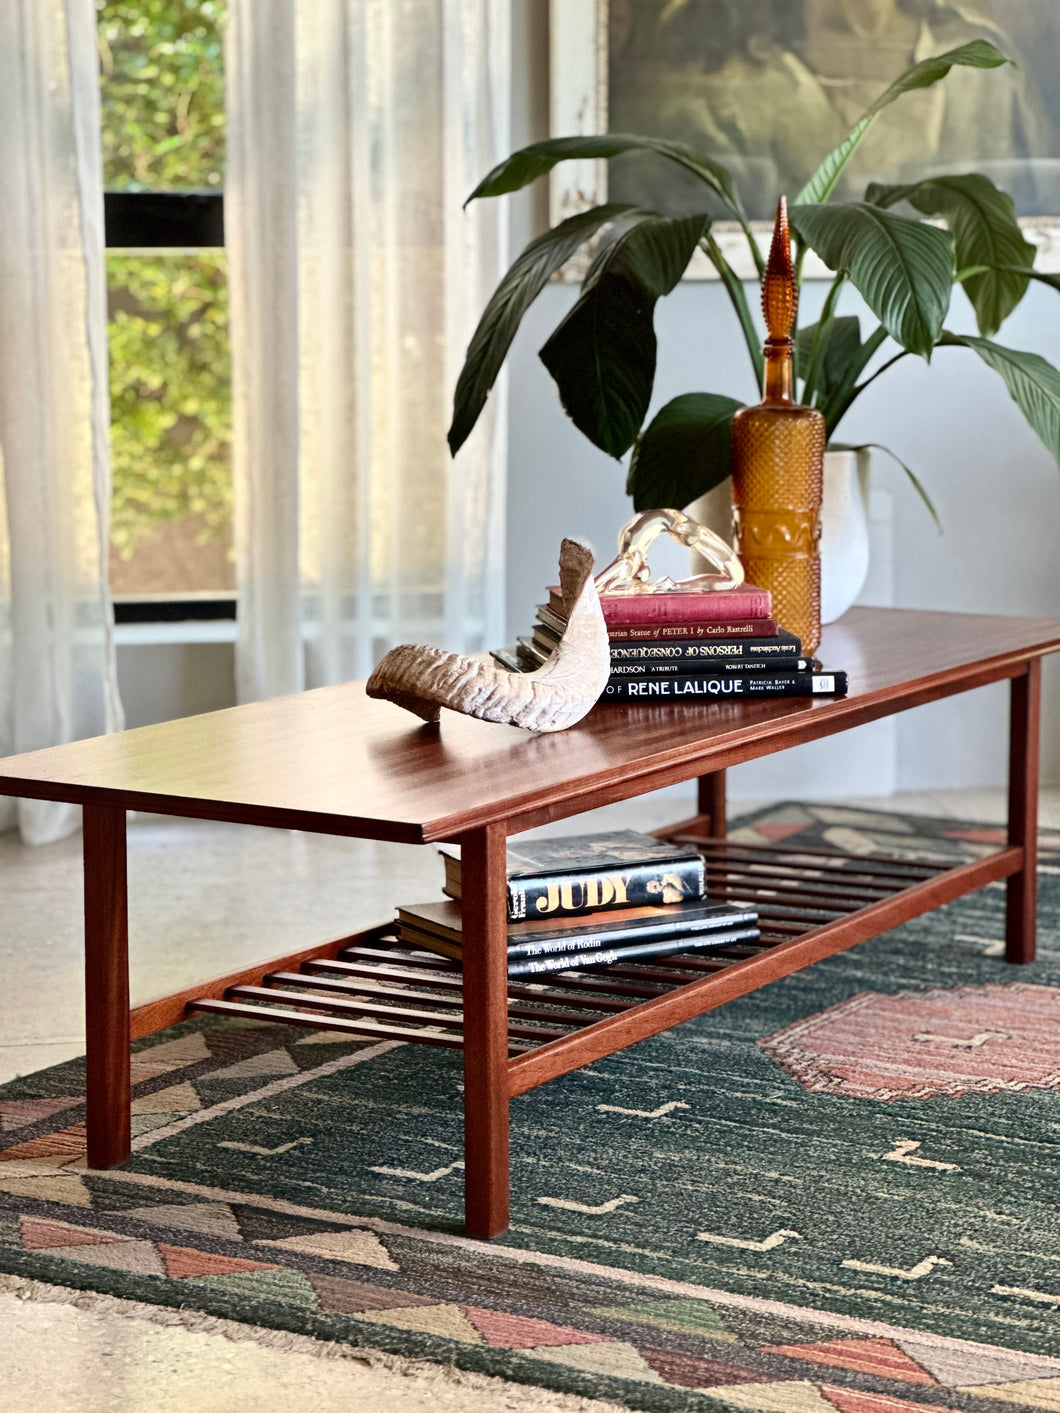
[551, 0, 1060, 276]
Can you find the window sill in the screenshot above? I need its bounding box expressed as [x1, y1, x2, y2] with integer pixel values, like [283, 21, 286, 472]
[113, 619, 238, 647]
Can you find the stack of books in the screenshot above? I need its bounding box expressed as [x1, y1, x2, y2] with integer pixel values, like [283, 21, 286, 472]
[494, 580, 848, 702]
[395, 830, 759, 978]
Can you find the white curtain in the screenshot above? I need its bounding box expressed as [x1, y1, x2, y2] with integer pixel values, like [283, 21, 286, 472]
[0, 0, 124, 845]
[227, 0, 510, 701]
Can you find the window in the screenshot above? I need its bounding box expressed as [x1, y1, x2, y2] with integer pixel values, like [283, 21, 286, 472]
[98, 1, 233, 604]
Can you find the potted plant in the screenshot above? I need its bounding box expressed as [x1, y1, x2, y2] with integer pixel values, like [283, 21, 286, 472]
[448, 39, 1060, 617]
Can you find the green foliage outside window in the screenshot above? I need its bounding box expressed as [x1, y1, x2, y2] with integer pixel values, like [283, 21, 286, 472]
[98, 0, 225, 190]
[98, 1, 231, 575]
[107, 254, 231, 560]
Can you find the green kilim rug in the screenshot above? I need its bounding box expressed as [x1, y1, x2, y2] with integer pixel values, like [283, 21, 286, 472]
[2, 805, 1060, 1412]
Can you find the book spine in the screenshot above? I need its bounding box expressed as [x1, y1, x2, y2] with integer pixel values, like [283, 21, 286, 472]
[599, 671, 848, 702]
[605, 618, 779, 642]
[506, 901, 757, 958]
[507, 856, 706, 923]
[597, 591, 771, 625]
[608, 633, 801, 662]
[550, 589, 772, 623]
[608, 658, 807, 678]
[507, 927, 761, 977]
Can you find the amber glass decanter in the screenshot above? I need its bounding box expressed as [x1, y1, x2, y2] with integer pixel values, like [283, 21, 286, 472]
[731, 197, 825, 654]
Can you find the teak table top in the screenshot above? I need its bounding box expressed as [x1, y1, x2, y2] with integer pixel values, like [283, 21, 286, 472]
[1, 607, 1057, 843]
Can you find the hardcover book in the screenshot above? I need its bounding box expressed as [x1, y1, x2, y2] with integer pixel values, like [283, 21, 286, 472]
[607, 627, 802, 662]
[397, 895, 757, 959]
[536, 607, 780, 643]
[547, 584, 772, 625]
[600, 670, 849, 702]
[506, 925, 761, 978]
[438, 829, 707, 921]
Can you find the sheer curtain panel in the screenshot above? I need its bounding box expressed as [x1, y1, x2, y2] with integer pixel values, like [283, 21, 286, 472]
[228, 0, 510, 701]
[0, 0, 123, 845]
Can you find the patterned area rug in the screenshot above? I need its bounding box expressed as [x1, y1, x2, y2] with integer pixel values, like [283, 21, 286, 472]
[2, 805, 1060, 1413]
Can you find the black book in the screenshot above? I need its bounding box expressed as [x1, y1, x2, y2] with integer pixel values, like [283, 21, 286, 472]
[599, 670, 849, 702]
[397, 896, 757, 961]
[608, 656, 811, 679]
[506, 925, 761, 978]
[535, 610, 802, 661]
[434, 831, 710, 922]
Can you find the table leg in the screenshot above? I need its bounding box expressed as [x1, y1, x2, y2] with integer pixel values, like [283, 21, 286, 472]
[83, 804, 131, 1168]
[698, 769, 727, 840]
[460, 821, 510, 1238]
[1006, 659, 1041, 965]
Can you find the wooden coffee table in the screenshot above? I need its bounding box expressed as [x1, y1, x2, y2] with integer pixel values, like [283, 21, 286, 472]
[1, 607, 1057, 1238]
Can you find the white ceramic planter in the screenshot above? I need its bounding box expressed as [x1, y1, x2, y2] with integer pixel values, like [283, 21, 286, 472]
[819, 446, 871, 624]
[687, 446, 871, 624]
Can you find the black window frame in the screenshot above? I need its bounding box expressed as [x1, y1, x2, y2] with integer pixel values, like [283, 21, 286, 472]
[105, 190, 235, 625]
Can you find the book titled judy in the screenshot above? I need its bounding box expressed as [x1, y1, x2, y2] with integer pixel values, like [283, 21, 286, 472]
[396, 897, 759, 965]
[548, 584, 772, 624]
[438, 829, 706, 922]
[600, 670, 849, 701]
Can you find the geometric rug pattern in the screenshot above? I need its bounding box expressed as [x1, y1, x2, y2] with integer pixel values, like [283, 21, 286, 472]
[1, 805, 1059, 1412]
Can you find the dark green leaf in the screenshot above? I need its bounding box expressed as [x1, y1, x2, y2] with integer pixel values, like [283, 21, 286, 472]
[796, 41, 1010, 206]
[627, 393, 744, 511]
[448, 203, 637, 455]
[791, 203, 954, 357]
[466, 134, 744, 220]
[939, 331, 1060, 465]
[540, 213, 709, 457]
[867, 174, 1033, 336]
[795, 315, 862, 404]
[993, 266, 1060, 294]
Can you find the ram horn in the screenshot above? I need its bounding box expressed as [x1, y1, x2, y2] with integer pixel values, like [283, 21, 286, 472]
[365, 538, 610, 732]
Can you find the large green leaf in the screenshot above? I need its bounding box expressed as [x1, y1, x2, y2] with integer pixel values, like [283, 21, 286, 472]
[795, 314, 862, 404]
[626, 393, 744, 511]
[939, 331, 1060, 465]
[448, 203, 636, 454]
[466, 134, 745, 221]
[867, 174, 1033, 337]
[539, 213, 709, 457]
[796, 41, 1009, 206]
[791, 203, 954, 357]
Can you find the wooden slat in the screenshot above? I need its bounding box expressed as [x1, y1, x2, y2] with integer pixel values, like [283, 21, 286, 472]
[188, 996, 468, 1048]
[686, 836, 948, 876]
[130, 923, 390, 1039]
[301, 958, 636, 1013]
[267, 970, 593, 1026]
[508, 847, 1023, 1096]
[230, 984, 571, 1042]
[696, 857, 903, 895]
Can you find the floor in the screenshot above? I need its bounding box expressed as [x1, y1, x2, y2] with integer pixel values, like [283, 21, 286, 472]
[2, 784, 1057, 1411]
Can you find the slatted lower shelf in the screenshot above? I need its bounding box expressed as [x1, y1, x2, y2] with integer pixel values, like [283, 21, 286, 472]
[186, 836, 954, 1057]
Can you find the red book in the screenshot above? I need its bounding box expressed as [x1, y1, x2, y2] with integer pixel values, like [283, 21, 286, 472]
[547, 583, 772, 625]
[605, 618, 779, 642]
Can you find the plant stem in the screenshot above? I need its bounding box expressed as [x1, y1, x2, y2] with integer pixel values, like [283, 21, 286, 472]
[832, 348, 910, 423]
[702, 233, 764, 389]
